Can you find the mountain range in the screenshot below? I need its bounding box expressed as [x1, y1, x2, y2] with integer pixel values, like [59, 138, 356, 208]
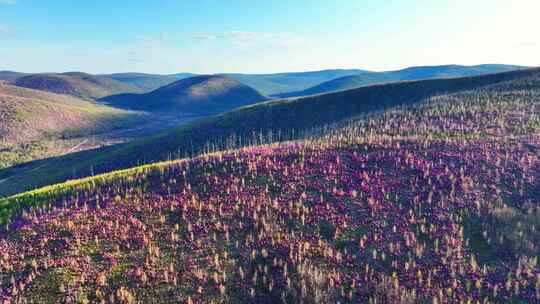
[3, 64, 526, 100]
[274, 64, 527, 97]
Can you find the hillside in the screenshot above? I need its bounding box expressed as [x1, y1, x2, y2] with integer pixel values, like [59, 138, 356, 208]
[0, 83, 145, 168]
[224, 69, 366, 95]
[0, 71, 27, 82]
[276, 64, 526, 97]
[100, 75, 267, 114]
[1, 67, 538, 197]
[101, 73, 195, 92]
[12, 72, 142, 99]
[1, 68, 539, 302]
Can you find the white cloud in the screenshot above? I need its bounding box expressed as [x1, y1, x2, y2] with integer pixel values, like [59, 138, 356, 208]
[193, 31, 306, 48]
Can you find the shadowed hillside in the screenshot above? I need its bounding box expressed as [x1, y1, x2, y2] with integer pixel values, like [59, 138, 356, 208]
[276, 64, 527, 97]
[100, 75, 267, 114]
[1, 67, 538, 197]
[12, 72, 141, 99]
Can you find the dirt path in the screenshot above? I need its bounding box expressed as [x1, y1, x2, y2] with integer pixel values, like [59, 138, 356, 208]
[66, 139, 89, 154]
[57, 113, 204, 154]
[0, 113, 204, 188]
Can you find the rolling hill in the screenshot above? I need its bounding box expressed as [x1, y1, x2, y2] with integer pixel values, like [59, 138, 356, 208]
[4, 65, 525, 99]
[276, 64, 527, 97]
[0, 71, 27, 82]
[224, 69, 366, 95]
[1, 67, 538, 197]
[1, 66, 539, 302]
[100, 75, 267, 114]
[101, 72, 196, 92]
[12, 72, 142, 99]
[0, 83, 145, 169]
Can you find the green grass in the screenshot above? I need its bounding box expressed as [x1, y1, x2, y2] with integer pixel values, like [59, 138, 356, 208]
[0, 83, 147, 168]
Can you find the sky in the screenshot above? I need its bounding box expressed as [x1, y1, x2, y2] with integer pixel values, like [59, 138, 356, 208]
[0, 0, 539, 74]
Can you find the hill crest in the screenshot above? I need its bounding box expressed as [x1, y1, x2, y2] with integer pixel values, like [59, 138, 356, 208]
[276, 64, 527, 97]
[12, 73, 141, 99]
[100, 75, 267, 114]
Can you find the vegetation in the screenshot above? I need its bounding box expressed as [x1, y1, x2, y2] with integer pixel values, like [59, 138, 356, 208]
[0, 83, 146, 169]
[12, 72, 142, 99]
[100, 75, 266, 114]
[1, 66, 539, 302]
[276, 64, 526, 98]
[100, 73, 195, 93]
[223, 69, 366, 96]
[0, 71, 27, 82]
[1, 67, 538, 198]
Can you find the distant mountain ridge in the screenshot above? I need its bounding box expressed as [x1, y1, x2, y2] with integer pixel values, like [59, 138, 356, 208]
[100, 75, 267, 114]
[101, 73, 196, 92]
[223, 69, 366, 95]
[12, 72, 142, 99]
[0, 71, 27, 82]
[4, 65, 527, 99]
[102, 70, 368, 96]
[275, 64, 528, 97]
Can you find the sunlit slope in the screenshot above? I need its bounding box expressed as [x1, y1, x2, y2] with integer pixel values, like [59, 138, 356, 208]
[0, 83, 144, 168]
[0, 68, 538, 197]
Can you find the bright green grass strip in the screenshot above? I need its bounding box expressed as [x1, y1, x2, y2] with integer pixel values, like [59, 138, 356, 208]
[0, 157, 185, 226]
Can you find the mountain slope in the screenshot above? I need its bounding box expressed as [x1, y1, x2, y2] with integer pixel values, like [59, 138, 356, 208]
[0, 83, 144, 168]
[276, 73, 396, 97]
[224, 69, 366, 95]
[1, 67, 538, 197]
[0, 71, 27, 82]
[276, 64, 527, 97]
[101, 72, 196, 92]
[100, 75, 267, 114]
[12, 72, 142, 99]
[389, 64, 525, 80]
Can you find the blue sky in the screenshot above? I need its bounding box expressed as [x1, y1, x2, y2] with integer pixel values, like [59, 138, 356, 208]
[0, 0, 538, 74]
